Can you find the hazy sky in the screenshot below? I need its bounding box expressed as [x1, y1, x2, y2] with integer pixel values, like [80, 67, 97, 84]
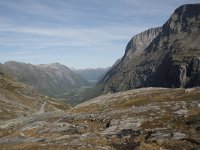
[0, 0, 199, 69]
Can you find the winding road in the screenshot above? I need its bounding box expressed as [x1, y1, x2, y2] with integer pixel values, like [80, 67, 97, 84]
[38, 101, 46, 113]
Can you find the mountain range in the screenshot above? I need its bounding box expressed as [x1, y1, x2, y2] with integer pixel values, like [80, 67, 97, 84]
[74, 68, 109, 83]
[1, 61, 91, 104]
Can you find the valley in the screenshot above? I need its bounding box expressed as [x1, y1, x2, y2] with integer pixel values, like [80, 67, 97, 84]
[0, 3, 200, 150]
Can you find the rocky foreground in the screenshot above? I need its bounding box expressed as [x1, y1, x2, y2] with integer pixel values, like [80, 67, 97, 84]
[0, 87, 200, 150]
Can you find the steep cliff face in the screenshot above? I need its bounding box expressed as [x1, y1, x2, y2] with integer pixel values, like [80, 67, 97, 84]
[125, 27, 162, 57]
[143, 4, 200, 88]
[101, 27, 162, 83]
[100, 4, 200, 93]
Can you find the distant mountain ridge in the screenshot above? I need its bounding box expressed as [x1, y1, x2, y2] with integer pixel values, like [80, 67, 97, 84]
[99, 4, 200, 93]
[2, 61, 90, 103]
[74, 67, 109, 83]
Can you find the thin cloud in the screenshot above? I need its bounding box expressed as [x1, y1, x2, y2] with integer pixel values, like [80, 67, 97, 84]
[0, 0, 199, 68]
[0, 24, 147, 48]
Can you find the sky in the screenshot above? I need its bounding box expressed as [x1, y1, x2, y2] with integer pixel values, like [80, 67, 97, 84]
[0, 0, 199, 69]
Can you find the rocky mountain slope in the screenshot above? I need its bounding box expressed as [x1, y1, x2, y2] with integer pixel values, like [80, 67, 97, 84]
[75, 68, 109, 83]
[0, 71, 70, 121]
[3, 61, 91, 104]
[100, 4, 200, 93]
[0, 87, 199, 149]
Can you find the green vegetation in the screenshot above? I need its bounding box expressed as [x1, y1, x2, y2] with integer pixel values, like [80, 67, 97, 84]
[58, 83, 104, 106]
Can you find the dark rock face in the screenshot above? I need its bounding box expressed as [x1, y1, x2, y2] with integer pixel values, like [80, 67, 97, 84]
[100, 4, 200, 93]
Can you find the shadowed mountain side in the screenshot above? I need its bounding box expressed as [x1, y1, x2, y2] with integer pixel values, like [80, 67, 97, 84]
[99, 4, 200, 93]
